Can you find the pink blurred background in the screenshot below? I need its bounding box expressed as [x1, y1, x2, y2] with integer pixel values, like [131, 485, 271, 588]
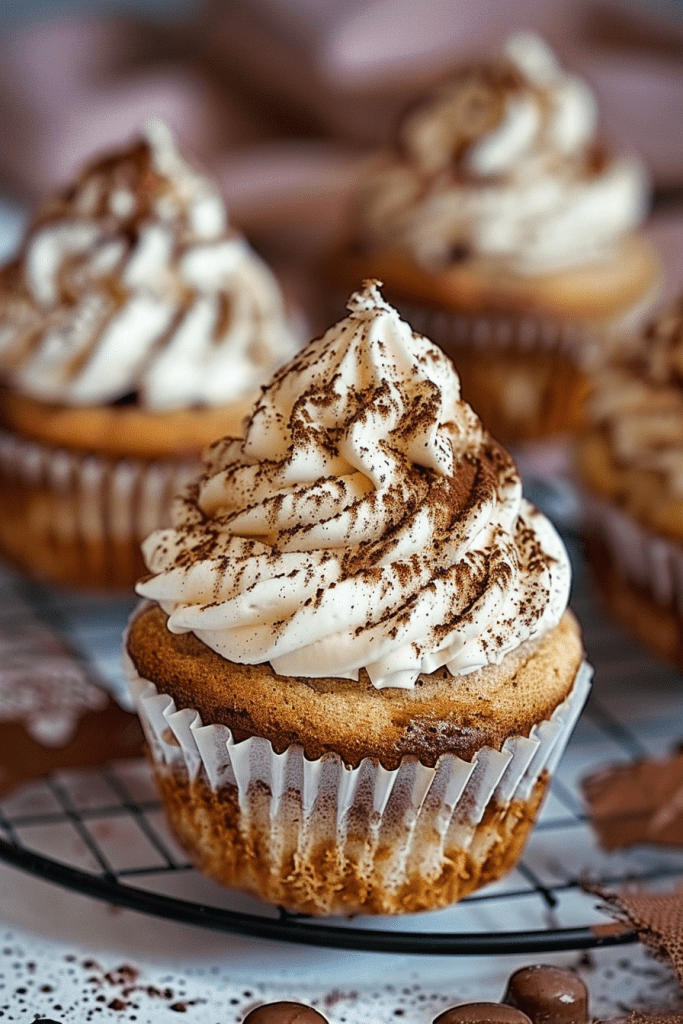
[1, 0, 683, 303]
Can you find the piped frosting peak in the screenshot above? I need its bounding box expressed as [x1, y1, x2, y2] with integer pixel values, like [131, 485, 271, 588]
[138, 282, 570, 688]
[0, 121, 296, 409]
[355, 34, 648, 276]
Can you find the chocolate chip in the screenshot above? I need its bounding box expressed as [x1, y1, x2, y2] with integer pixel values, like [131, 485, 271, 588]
[502, 965, 589, 1023]
[111, 391, 138, 406]
[449, 243, 472, 263]
[586, 141, 609, 176]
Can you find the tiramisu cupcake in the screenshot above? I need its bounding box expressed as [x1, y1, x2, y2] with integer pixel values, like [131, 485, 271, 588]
[327, 34, 660, 444]
[125, 282, 590, 916]
[0, 121, 297, 589]
[576, 295, 683, 666]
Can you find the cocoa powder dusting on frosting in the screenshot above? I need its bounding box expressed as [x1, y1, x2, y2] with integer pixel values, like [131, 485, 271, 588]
[137, 281, 570, 688]
[355, 33, 647, 275]
[0, 120, 296, 410]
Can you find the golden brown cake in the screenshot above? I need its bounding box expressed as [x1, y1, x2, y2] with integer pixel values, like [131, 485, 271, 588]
[0, 121, 297, 589]
[326, 34, 660, 444]
[125, 282, 590, 915]
[576, 294, 683, 665]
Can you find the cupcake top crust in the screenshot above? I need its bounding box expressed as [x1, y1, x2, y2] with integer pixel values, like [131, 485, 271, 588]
[354, 33, 648, 277]
[137, 280, 570, 689]
[0, 120, 295, 410]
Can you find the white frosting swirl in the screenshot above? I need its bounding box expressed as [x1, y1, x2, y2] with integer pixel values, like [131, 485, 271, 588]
[0, 120, 296, 409]
[137, 282, 570, 689]
[357, 34, 648, 276]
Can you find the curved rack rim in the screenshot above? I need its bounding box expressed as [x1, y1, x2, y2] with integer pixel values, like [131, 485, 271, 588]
[0, 837, 636, 955]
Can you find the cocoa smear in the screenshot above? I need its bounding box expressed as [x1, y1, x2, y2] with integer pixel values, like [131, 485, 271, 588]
[72, 956, 205, 1015]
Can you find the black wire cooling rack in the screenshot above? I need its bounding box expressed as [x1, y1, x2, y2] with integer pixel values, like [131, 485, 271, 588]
[1, 529, 683, 956]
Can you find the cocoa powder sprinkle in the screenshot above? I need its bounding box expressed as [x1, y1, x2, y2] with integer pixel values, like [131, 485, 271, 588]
[138, 283, 568, 687]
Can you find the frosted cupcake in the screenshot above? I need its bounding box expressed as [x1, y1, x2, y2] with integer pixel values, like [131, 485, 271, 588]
[327, 34, 660, 444]
[576, 295, 683, 665]
[125, 281, 590, 916]
[0, 121, 297, 589]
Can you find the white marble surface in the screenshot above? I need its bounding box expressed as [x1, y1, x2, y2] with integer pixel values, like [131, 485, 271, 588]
[0, 884, 680, 1023]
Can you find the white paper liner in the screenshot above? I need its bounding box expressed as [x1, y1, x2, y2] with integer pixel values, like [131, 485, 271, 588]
[123, 636, 592, 905]
[0, 428, 198, 543]
[582, 490, 683, 609]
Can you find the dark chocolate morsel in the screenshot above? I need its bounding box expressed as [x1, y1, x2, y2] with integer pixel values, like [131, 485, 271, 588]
[503, 965, 589, 1023]
[433, 1003, 532, 1023]
[242, 1002, 327, 1024]
[111, 390, 138, 406]
[449, 242, 472, 263]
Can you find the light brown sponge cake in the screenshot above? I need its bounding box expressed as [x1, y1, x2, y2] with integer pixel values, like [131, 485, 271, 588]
[126, 605, 582, 914]
[151, 755, 550, 916]
[128, 603, 582, 771]
[0, 388, 253, 589]
[331, 236, 660, 326]
[0, 386, 254, 461]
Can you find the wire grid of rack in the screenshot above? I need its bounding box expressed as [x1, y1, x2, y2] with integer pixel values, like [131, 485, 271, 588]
[1, 528, 683, 956]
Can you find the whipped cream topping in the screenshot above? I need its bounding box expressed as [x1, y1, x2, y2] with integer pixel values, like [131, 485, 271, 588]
[356, 34, 648, 276]
[137, 282, 570, 689]
[0, 120, 296, 409]
[589, 295, 683, 494]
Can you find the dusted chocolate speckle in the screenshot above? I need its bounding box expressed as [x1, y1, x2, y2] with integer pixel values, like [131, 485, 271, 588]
[137, 282, 569, 691]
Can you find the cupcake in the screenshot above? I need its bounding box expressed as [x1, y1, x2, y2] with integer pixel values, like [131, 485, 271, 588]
[576, 295, 683, 666]
[327, 34, 660, 444]
[125, 281, 590, 916]
[0, 120, 297, 589]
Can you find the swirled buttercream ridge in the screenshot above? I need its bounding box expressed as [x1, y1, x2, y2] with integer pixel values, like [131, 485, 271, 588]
[137, 281, 570, 688]
[355, 34, 648, 276]
[0, 120, 296, 409]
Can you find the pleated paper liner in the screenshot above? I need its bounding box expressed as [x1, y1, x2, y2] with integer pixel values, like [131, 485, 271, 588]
[0, 429, 197, 588]
[125, 633, 592, 916]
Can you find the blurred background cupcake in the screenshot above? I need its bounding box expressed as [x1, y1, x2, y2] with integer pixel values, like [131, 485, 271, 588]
[576, 294, 683, 666]
[0, 120, 299, 590]
[325, 32, 661, 446]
